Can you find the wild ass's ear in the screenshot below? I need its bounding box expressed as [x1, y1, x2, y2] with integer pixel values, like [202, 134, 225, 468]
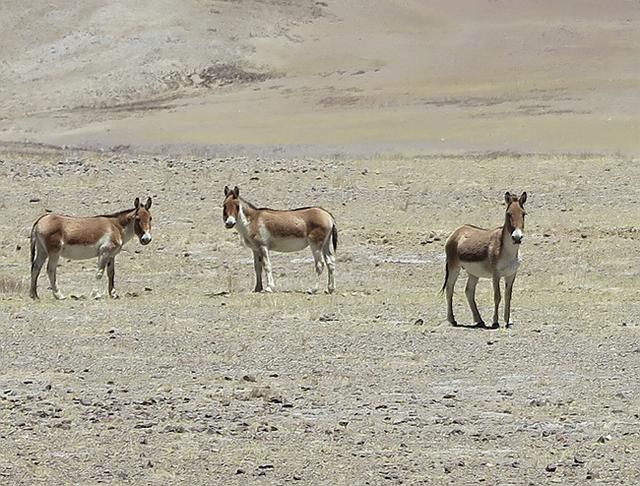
[134, 197, 140, 208]
[519, 192, 527, 206]
[144, 197, 152, 210]
[224, 185, 230, 196]
[504, 192, 512, 204]
[233, 186, 240, 198]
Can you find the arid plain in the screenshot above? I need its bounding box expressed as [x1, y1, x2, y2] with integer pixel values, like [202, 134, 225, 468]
[1, 1, 640, 485]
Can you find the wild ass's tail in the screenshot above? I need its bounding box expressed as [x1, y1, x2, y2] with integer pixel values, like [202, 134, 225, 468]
[331, 221, 338, 252]
[30, 215, 46, 270]
[30, 222, 37, 268]
[440, 261, 449, 295]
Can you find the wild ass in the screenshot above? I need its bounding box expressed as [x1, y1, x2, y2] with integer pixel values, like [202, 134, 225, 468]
[30, 197, 153, 300]
[442, 192, 527, 328]
[222, 186, 337, 293]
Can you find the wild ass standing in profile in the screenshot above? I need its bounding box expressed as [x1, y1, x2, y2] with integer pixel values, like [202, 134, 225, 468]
[222, 186, 337, 293]
[30, 197, 153, 300]
[442, 192, 527, 328]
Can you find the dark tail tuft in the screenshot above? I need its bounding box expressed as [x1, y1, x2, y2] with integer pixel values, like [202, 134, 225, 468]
[440, 262, 449, 295]
[30, 215, 45, 270]
[30, 222, 37, 269]
[331, 222, 338, 251]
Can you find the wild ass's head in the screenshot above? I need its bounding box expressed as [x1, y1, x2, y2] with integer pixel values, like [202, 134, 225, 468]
[222, 186, 241, 229]
[504, 192, 527, 244]
[133, 197, 153, 245]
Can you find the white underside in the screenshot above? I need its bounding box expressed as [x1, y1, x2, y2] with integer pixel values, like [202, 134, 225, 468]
[268, 236, 309, 252]
[462, 256, 520, 278]
[59, 234, 115, 260]
[61, 242, 102, 260]
[461, 261, 493, 279]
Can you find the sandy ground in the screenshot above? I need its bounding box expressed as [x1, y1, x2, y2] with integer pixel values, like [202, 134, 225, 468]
[0, 147, 639, 485]
[1, 1, 639, 154]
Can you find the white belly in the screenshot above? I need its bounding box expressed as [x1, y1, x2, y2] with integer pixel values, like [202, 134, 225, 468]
[61, 243, 101, 260]
[60, 234, 117, 260]
[461, 261, 493, 279]
[268, 237, 309, 253]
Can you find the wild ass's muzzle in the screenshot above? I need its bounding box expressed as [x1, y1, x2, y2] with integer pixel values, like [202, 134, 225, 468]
[225, 216, 236, 229]
[511, 228, 524, 244]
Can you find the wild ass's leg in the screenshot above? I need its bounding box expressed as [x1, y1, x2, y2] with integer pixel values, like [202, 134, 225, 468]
[310, 244, 325, 275]
[464, 275, 483, 326]
[259, 246, 275, 292]
[321, 237, 336, 294]
[309, 242, 325, 293]
[47, 252, 65, 300]
[504, 273, 517, 327]
[445, 265, 460, 326]
[252, 250, 264, 292]
[96, 251, 111, 280]
[492, 275, 502, 329]
[30, 243, 47, 299]
[107, 257, 118, 298]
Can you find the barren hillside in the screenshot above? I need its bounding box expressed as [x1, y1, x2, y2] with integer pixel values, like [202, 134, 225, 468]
[1, 0, 639, 153]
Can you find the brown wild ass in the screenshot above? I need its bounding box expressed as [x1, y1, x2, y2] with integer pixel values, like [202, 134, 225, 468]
[222, 186, 337, 293]
[30, 197, 153, 300]
[442, 192, 527, 328]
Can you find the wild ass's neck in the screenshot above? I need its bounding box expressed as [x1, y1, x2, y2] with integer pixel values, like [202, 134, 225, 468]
[500, 218, 520, 260]
[237, 199, 257, 232]
[114, 210, 137, 243]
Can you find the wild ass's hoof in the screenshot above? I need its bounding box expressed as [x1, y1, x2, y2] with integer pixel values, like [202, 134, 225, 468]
[263, 287, 273, 293]
[491, 322, 500, 329]
[53, 292, 66, 300]
[473, 321, 486, 328]
[109, 289, 119, 299]
[448, 319, 459, 327]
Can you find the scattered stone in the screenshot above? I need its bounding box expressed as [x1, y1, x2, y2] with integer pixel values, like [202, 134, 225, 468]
[242, 374, 257, 383]
[545, 464, 557, 472]
[134, 422, 157, 429]
[414, 318, 424, 325]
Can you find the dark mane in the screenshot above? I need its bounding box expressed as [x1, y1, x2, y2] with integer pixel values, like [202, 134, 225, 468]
[239, 197, 332, 216]
[259, 206, 315, 212]
[240, 198, 259, 210]
[94, 207, 135, 218]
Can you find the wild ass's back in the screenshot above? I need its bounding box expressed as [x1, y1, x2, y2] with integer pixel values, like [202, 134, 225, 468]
[30, 197, 153, 300]
[222, 186, 337, 293]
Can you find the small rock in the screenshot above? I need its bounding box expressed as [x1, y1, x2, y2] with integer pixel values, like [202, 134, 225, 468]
[414, 318, 424, 325]
[242, 374, 257, 383]
[546, 464, 557, 472]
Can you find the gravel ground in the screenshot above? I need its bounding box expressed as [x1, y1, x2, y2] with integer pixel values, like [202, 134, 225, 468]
[1, 147, 639, 485]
